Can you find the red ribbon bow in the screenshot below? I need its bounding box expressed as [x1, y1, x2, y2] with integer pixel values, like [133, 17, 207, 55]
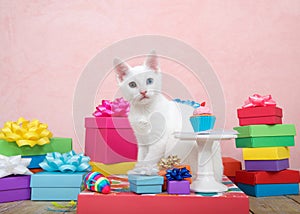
[242, 94, 276, 108]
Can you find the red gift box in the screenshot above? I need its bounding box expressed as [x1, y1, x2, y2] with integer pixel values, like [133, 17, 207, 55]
[237, 106, 282, 126]
[77, 177, 249, 214]
[85, 117, 137, 164]
[235, 170, 300, 185]
[222, 157, 242, 177]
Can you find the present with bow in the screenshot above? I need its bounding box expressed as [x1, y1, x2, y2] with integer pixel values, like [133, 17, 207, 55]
[0, 154, 33, 203]
[237, 94, 283, 126]
[0, 118, 72, 162]
[85, 97, 137, 164]
[165, 167, 191, 194]
[30, 151, 91, 201]
[157, 155, 192, 191]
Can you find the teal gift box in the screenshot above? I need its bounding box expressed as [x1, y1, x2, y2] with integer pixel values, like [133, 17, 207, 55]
[30, 171, 86, 200]
[128, 175, 164, 194]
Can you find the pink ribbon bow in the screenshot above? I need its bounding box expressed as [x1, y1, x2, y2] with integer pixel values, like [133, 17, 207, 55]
[93, 97, 130, 117]
[242, 94, 276, 108]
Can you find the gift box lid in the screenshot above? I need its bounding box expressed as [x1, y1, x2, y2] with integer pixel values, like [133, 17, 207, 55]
[128, 175, 164, 185]
[85, 117, 132, 129]
[236, 170, 300, 185]
[0, 137, 72, 156]
[237, 106, 282, 118]
[234, 124, 296, 138]
[0, 175, 31, 191]
[30, 171, 86, 188]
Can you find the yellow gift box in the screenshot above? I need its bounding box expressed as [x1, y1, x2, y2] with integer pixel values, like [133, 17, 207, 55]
[90, 161, 135, 176]
[242, 147, 290, 160]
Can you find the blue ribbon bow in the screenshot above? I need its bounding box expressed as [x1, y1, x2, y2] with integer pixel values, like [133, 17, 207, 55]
[173, 98, 200, 109]
[165, 167, 192, 181]
[39, 150, 92, 173]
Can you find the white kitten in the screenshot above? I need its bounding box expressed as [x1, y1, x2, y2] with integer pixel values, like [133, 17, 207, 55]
[114, 51, 222, 180]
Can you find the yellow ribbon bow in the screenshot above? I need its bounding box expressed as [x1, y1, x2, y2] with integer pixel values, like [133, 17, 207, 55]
[0, 117, 53, 147]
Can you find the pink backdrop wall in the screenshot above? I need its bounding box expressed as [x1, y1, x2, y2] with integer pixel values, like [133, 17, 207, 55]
[1, 1, 300, 169]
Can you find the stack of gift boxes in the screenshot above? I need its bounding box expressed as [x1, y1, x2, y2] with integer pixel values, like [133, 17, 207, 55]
[0, 117, 90, 203]
[234, 94, 300, 197]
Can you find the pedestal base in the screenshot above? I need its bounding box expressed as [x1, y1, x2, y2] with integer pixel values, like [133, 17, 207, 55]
[191, 174, 228, 193]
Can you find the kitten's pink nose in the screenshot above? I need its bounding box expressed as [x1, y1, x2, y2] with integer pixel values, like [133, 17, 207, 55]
[140, 90, 147, 96]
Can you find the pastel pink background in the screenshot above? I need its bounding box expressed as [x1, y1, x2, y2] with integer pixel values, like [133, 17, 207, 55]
[1, 1, 299, 169]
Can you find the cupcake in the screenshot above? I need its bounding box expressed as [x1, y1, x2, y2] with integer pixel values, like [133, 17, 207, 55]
[189, 102, 216, 132]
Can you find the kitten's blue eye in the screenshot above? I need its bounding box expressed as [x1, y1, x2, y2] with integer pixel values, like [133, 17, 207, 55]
[146, 78, 154, 85]
[129, 81, 137, 88]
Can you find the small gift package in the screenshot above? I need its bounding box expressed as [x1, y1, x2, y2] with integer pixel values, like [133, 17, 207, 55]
[222, 157, 242, 182]
[157, 155, 192, 191]
[237, 94, 283, 126]
[236, 170, 300, 197]
[0, 118, 72, 165]
[128, 175, 164, 194]
[85, 98, 138, 164]
[0, 154, 33, 203]
[166, 167, 191, 195]
[30, 151, 91, 200]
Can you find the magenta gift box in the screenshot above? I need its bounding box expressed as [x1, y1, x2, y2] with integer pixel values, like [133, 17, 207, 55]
[167, 180, 190, 195]
[245, 159, 289, 171]
[85, 117, 137, 164]
[0, 175, 31, 203]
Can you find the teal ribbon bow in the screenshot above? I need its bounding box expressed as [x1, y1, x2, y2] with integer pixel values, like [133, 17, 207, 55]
[39, 151, 92, 173]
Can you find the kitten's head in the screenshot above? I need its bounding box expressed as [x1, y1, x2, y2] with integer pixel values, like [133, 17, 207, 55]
[114, 51, 162, 106]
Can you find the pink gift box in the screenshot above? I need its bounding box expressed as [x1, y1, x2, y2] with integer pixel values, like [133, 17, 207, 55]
[85, 117, 137, 164]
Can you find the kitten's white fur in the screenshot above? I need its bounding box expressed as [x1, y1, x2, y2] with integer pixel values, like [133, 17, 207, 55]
[114, 51, 222, 180]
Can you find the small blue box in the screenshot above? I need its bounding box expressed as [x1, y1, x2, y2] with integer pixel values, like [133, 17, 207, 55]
[128, 175, 164, 194]
[237, 183, 299, 197]
[22, 155, 46, 169]
[30, 171, 86, 200]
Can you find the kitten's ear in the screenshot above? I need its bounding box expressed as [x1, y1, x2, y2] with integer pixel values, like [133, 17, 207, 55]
[113, 58, 130, 82]
[144, 50, 159, 72]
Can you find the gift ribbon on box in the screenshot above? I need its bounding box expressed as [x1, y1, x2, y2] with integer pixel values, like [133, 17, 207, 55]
[0, 154, 33, 178]
[165, 167, 192, 181]
[0, 117, 53, 147]
[158, 155, 181, 170]
[39, 151, 92, 173]
[93, 97, 130, 117]
[242, 94, 276, 108]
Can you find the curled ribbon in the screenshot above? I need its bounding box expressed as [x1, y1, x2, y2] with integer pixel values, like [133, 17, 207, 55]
[157, 155, 181, 170]
[93, 97, 130, 117]
[165, 167, 192, 181]
[173, 98, 200, 109]
[39, 151, 92, 173]
[0, 117, 53, 147]
[242, 94, 276, 108]
[0, 154, 33, 178]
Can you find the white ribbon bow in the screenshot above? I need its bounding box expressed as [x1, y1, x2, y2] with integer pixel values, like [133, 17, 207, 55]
[0, 154, 33, 178]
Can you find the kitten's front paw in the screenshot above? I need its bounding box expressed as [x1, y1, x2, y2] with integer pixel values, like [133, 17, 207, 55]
[135, 119, 151, 134]
[127, 165, 158, 175]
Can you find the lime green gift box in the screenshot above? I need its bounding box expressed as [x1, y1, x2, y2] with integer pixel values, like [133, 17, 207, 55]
[0, 137, 72, 156]
[234, 124, 296, 138]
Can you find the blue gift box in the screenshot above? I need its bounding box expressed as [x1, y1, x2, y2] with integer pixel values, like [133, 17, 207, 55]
[23, 155, 46, 169]
[128, 175, 164, 194]
[237, 183, 299, 197]
[30, 171, 86, 200]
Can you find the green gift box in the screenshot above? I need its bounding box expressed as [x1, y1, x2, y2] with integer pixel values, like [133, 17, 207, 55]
[235, 136, 295, 148]
[233, 124, 296, 138]
[0, 137, 72, 156]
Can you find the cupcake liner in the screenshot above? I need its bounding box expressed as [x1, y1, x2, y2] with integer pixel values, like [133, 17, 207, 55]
[190, 116, 216, 132]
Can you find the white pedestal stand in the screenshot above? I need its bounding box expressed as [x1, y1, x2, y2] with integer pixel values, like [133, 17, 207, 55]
[174, 133, 236, 193]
